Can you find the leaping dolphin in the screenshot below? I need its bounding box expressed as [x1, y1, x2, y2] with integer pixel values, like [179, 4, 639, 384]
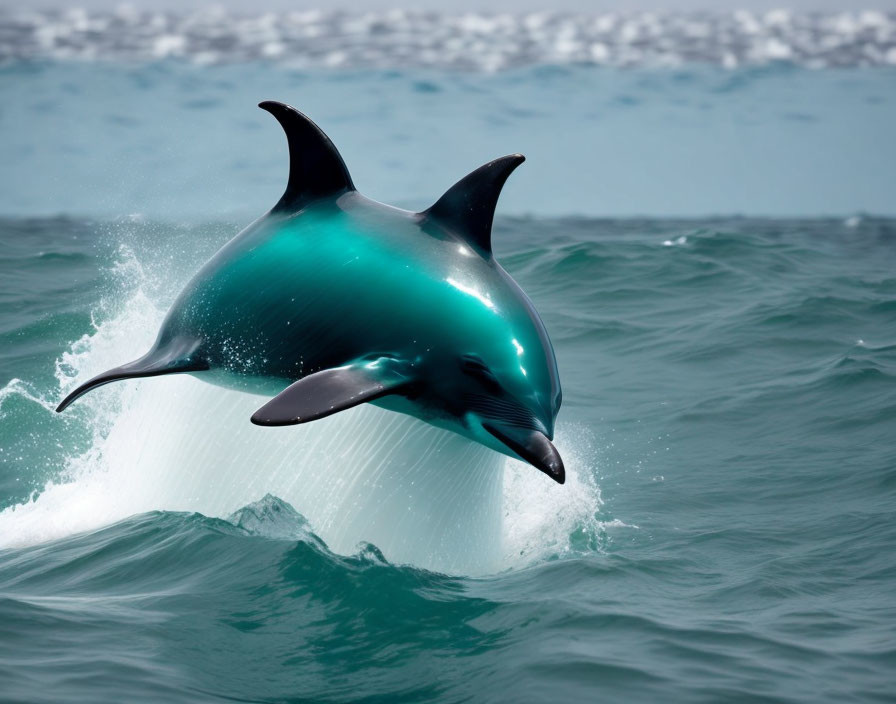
[57, 101, 564, 483]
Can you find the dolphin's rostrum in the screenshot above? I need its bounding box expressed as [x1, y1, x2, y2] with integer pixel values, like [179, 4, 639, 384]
[57, 101, 565, 483]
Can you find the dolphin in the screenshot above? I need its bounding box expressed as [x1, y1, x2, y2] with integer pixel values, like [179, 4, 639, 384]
[56, 101, 564, 483]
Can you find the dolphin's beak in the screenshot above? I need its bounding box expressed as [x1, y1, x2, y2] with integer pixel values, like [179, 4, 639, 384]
[483, 423, 565, 484]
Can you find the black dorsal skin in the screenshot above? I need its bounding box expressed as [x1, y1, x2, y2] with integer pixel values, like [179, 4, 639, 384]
[258, 101, 356, 213]
[422, 154, 525, 257]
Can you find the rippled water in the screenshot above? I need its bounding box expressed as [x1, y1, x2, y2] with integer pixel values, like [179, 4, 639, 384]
[2, 213, 894, 702]
[1, 22, 895, 702]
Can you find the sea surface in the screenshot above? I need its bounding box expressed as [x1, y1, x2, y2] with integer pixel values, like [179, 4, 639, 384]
[2, 9, 896, 704]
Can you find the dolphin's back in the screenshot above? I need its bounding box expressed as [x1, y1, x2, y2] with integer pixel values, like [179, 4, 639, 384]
[159, 197, 467, 382]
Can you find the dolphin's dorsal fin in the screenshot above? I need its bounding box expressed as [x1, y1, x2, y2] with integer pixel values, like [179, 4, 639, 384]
[259, 101, 355, 213]
[422, 154, 524, 256]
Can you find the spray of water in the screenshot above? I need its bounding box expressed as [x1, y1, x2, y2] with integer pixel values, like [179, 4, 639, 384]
[0, 247, 603, 574]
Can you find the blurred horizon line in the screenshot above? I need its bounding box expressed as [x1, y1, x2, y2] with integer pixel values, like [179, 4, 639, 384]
[4, 0, 896, 12]
[3, 6, 896, 70]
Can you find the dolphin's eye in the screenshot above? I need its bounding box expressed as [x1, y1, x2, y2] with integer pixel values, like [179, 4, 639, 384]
[460, 355, 501, 390]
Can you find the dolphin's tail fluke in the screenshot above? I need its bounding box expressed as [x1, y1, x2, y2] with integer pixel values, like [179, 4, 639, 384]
[56, 334, 208, 412]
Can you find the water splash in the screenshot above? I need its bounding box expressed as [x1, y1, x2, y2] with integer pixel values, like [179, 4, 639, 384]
[0, 248, 602, 575]
[501, 426, 614, 568]
[227, 494, 320, 543]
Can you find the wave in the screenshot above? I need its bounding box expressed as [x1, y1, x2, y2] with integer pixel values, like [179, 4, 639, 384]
[2, 8, 896, 70]
[0, 495, 639, 703]
[1, 499, 890, 703]
[2, 213, 896, 701]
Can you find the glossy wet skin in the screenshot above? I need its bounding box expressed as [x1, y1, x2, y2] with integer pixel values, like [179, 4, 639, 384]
[55, 102, 564, 480]
[159, 192, 561, 458]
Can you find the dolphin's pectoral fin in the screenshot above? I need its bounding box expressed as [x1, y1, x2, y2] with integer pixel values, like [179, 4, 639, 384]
[258, 101, 355, 214]
[422, 154, 525, 257]
[250, 359, 412, 426]
[55, 334, 207, 412]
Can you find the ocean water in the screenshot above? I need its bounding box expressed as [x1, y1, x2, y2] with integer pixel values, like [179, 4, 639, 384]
[2, 9, 896, 704]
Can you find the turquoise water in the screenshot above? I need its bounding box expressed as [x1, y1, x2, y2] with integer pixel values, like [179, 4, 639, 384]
[2, 58, 896, 702]
[2, 62, 895, 218]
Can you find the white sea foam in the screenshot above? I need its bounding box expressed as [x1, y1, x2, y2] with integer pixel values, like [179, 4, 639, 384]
[0, 249, 603, 575]
[0, 379, 56, 417]
[1, 9, 894, 70]
[501, 426, 607, 568]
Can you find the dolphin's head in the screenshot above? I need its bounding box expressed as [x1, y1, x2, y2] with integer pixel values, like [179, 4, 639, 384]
[413, 266, 564, 484]
[379, 153, 567, 483]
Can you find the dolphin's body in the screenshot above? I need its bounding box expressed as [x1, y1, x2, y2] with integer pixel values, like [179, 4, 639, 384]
[57, 101, 564, 482]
